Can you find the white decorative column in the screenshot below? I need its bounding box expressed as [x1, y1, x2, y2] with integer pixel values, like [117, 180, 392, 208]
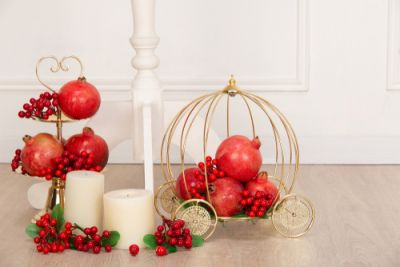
[130, 0, 162, 191]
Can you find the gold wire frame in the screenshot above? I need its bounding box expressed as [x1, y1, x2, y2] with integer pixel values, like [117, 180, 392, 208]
[160, 76, 300, 220]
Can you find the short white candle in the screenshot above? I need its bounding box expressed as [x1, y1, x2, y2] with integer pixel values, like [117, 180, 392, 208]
[64, 171, 104, 230]
[103, 189, 154, 249]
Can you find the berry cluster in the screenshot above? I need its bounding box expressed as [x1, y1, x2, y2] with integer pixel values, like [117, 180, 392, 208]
[11, 150, 102, 180]
[18, 92, 59, 120]
[51, 151, 102, 180]
[189, 156, 226, 199]
[240, 190, 275, 218]
[154, 218, 193, 256]
[10, 149, 22, 173]
[72, 226, 112, 253]
[34, 213, 68, 254]
[33, 212, 114, 254]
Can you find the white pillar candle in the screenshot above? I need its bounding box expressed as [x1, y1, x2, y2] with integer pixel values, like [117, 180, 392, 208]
[103, 189, 154, 249]
[64, 171, 104, 230]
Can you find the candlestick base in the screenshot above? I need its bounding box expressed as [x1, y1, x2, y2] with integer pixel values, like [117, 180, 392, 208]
[45, 178, 65, 212]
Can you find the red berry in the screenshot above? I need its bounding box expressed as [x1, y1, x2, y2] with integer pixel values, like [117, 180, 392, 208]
[129, 244, 140, 256]
[50, 218, 57, 226]
[206, 156, 212, 162]
[155, 246, 167, 256]
[166, 229, 173, 236]
[59, 232, 67, 240]
[38, 230, 46, 238]
[157, 225, 164, 232]
[184, 239, 192, 249]
[102, 230, 111, 238]
[105, 245, 112, 252]
[249, 211, 255, 217]
[42, 247, 49, 254]
[33, 237, 40, 243]
[168, 237, 177, 245]
[257, 211, 264, 217]
[242, 190, 250, 197]
[93, 246, 101, 254]
[212, 159, 218, 165]
[87, 240, 95, 249]
[183, 228, 190, 236]
[90, 226, 98, 234]
[18, 111, 26, 118]
[37, 245, 43, 252]
[58, 244, 65, 252]
[93, 234, 101, 243]
[177, 239, 184, 247]
[84, 228, 91, 235]
[198, 162, 205, 169]
[246, 198, 253, 205]
[65, 222, 72, 230]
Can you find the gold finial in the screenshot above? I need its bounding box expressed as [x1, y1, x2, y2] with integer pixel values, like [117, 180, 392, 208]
[228, 74, 236, 87]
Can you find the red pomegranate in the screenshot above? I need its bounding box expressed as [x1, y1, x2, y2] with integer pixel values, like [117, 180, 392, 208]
[175, 167, 202, 200]
[64, 127, 108, 169]
[58, 77, 101, 119]
[210, 177, 244, 217]
[215, 135, 262, 183]
[21, 133, 64, 176]
[246, 172, 279, 206]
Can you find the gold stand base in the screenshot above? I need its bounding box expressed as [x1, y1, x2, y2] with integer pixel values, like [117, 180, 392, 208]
[45, 178, 65, 212]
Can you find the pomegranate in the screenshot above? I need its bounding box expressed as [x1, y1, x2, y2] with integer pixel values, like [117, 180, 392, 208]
[210, 177, 243, 217]
[64, 127, 109, 169]
[215, 135, 262, 183]
[58, 77, 101, 119]
[246, 172, 279, 207]
[175, 167, 202, 200]
[21, 133, 64, 176]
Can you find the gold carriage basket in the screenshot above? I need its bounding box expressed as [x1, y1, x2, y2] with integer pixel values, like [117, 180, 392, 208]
[155, 76, 315, 240]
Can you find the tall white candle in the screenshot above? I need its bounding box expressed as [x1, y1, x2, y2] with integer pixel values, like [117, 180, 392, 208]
[64, 171, 104, 230]
[103, 189, 154, 249]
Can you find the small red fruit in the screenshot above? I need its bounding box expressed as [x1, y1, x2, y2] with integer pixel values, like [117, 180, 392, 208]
[155, 246, 167, 256]
[129, 244, 140, 256]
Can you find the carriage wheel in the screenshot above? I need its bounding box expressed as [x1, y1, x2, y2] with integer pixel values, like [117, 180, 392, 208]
[154, 180, 181, 219]
[272, 194, 315, 238]
[172, 199, 218, 240]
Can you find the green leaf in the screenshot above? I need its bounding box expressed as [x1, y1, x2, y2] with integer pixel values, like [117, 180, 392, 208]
[163, 242, 177, 254]
[25, 223, 41, 238]
[101, 231, 120, 247]
[231, 213, 248, 218]
[51, 204, 64, 231]
[143, 234, 157, 249]
[192, 235, 204, 247]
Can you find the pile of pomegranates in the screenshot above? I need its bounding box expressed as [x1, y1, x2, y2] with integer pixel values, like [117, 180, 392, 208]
[175, 135, 279, 217]
[12, 75, 108, 180]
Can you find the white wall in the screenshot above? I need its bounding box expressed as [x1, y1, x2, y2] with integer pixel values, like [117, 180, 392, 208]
[0, 0, 399, 164]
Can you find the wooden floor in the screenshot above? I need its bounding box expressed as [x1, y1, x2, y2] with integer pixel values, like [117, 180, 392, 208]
[0, 164, 399, 267]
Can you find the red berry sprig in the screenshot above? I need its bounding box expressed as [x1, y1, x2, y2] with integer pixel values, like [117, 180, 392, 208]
[240, 190, 274, 218]
[34, 213, 70, 254]
[32, 211, 117, 255]
[11, 150, 102, 180]
[18, 92, 59, 120]
[187, 156, 226, 200]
